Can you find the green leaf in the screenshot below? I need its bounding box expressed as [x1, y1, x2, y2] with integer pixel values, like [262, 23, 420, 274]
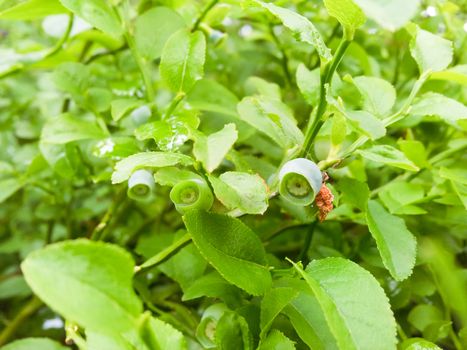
[182, 271, 244, 308]
[323, 0, 365, 39]
[0, 177, 23, 203]
[352, 76, 396, 117]
[439, 167, 467, 209]
[111, 99, 145, 121]
[146, 317, 187, 350]
[429, 65, 467, 86]
[284, 292, 338, 349]
[187, 79, 239, 117]
[338, 177, 370, 212]
[154, 167, 201, 187]
[59, 0, 123, 36]
[209, 172, 269, 215]
[135, 113, 197, 152]
[245, 77, 282, 100]
[400, 338, 442, 350]
[92, 137, 140, 160]
[378, 182, 426, 215]
[296, 64, 341, 106]
[39, 143, 77, 179]
[41, 114, 108, 144]
[260, 287, 298, 338]
[215, 311, 251, 350]
[21, 239, 142, 333]
[183, 211, 272, 295]
[0, 338, 68, 350]
[259, 330, 296, 350]
[331, 113, 347, 146]
[0, 0, 66, 19]
[407, 304, 443, 332]
[410, 93, 467, 129]
[398, 140, 428, 169]
[136, 231, 207, 291]
[111, 152, 193, 184]
[439, 167, 467, 185]
[53, 62, 90, 96]
[409, 25, 453, 74]
[451, 181, 467, 210]
[366, 200, 417, 281]
[253, 0, 332, 62]
[85, 87, 112, 112]
[237, 96, 303, 149]
[86, 331, 134, 350]
[358, 145, 419, 171]
[292, 257, 397, 350]
[0, 275, 31, 299]
[193, 124, 238, 173]
[135, 7, 186, 60]
[346, 110, 386, 140]
[160, 29, 206, 93]
[352, 0, 420, 31]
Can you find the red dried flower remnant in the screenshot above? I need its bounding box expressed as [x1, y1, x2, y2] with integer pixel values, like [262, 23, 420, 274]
[315, 183, 334, 222]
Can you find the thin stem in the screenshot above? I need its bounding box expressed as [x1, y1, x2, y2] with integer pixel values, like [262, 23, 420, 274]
[65, 196, 74, 239]
[391, 44, 401, 85]
[90, 188, 126, 241]
[136, 233, 192, 271]
[430, 140, 467, 164]
[122, 216, 158, 247]
[45, 221, 55, 245]
[84, 44, 128, 64]
[44, 14, 74, 59]
[428, 265, 463, 350]
[134, 282, 195, 337]
[396, 322, 408, 341]
[99, 200, 130, 242]
[0, 64, 24, 79]
[0, 296, 43, 346]
[0, 14, 74, 79]
[337, 72, 430, 162]
[65, 321, 87, 350]
[118, 0, 155, 104]
[62, 40, 93, 113]
[164, 92, 186, 119]
[298, 221, 317, 264]
[383, 71, 430, 126]
[125, 32, 155, 103]
[264, 223, 309, 242]
[29, 181, 55, 196]
[269, 24, 292, 86]
[324, 39, 351, 84]
[192, 0, 219, 32]
[301, 38, 351, 157]
[309, 23, 340, 69]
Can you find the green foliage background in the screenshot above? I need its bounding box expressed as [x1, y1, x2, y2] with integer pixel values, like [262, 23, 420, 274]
[0, 0, 466, 349]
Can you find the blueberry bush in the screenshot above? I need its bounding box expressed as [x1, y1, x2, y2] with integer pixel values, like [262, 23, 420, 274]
[0, 0, 466, 349]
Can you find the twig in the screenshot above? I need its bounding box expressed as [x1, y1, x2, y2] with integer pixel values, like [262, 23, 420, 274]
[136, 233, 192, 271]
[116, 0, 155, 104]
[0, 296, 43, 346]
[336, 72, 431, 162]
[192, 0, 219, 32]
[301, 37, 352, 157]
[298, 221, 317, 264]
[0, 14, 74, 79]
[164, 92, 186, 119]
[84, 44, 128, 64]
[264, 223, 309, 242]
[90, 188, 126, 240]
[269, 24, 292, 86]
